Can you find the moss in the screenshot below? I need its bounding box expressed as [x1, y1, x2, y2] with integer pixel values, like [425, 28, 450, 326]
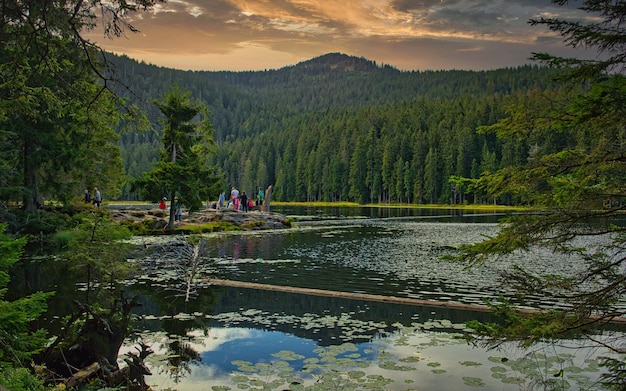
[179, 222, 241, 234]
[147, 210, 168, 218]
[242, 220, 265, 230]
[119, 219, 166, 235]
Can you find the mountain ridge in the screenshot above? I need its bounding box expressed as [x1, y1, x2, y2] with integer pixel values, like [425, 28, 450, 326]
[108, 51, 557, 143]
[290, 52, 395, 73]
[110, 51, 561, 202]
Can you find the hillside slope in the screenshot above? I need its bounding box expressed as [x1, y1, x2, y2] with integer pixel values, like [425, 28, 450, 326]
[109, 52, 558, 203]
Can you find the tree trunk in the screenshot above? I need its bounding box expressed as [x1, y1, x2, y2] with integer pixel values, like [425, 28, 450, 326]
[23, 138, 42, 210]
[168, 190, 176, 231]
[168, 143, 177, 231]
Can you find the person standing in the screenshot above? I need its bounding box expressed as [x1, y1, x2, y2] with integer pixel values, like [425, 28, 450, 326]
[93, 187, 102, 209]
[257, 186, 265, 211]
[84, 189, 91, 203]
[173, 197, 182, 222]
[240, 191, 249, 212]
[218, 192, 225, 209]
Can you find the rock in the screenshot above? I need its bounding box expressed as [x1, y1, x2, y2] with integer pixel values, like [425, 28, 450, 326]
[109, 206, 291, 231]
[191, 208, 291, 230]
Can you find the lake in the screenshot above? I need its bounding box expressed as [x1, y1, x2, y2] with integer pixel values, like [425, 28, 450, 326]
[116, 206, 622, 390]
[18, 206, 624, 390]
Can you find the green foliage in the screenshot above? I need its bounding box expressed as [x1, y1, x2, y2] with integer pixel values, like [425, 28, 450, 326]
[8, 208, 74, 236]
[53, 213, 133, 306]
[40, 214, 145, 386]
[528, 0, 626, 78]
[0, 35, 122, 209]
[0, 366, 45, 391]
[136, 85, 224, 230]
[0, 223, 52, 373]
[0, 1, 164, 209]
[599, 357, 626, 391]
[454, 1, 626, 389]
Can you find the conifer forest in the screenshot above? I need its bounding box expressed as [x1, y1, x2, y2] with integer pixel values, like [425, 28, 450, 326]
[111, 53, 559, 205]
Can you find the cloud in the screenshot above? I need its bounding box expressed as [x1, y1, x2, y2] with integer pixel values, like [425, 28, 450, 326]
[88, 0, 595, 71]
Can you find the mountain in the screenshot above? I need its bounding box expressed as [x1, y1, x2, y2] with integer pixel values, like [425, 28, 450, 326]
[290, 52, 392, 73]
[109, 52, 559, 203]
[109, 52, 554, 141]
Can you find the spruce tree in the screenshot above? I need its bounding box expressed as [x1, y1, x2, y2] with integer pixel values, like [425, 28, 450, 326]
[456, 1, 626, 388]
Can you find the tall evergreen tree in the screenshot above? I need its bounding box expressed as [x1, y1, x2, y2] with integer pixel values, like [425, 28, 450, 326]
[0, 0, 163, 210]
[456, 1, 626, 388]
[136, 85, 223, 230]
[423, 147, 439, 203]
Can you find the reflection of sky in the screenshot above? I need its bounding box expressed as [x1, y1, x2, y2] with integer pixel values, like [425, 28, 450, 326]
[131, 326, 381, 390]
[199, 328, 320, 372]
[124, 323, 616, 391]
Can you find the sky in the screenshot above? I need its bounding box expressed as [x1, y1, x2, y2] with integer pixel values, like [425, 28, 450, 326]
[89, 0, 595, 72]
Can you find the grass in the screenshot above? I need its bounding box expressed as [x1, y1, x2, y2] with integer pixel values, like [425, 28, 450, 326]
[105, 199, 530, 212]
[271, 201, 530, 212]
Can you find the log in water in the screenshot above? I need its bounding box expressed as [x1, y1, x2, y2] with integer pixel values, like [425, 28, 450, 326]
[205, 278, 626, 325]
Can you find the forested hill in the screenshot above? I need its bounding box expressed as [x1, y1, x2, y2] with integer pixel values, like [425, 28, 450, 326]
[110, 52, 560, 203]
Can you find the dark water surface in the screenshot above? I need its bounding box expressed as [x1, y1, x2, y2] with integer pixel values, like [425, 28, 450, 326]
[270, 204, 509, 222]
[188, 219, 574, 310]
[14, 206, 624, 390]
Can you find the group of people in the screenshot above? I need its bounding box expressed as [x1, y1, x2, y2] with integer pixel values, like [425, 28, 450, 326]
[158, 196, 183, 222]
[213, 185, 269, 212]
[84, 187, 102, 209]
[155, 185, 272, 222]
[80, 184, 269, 220]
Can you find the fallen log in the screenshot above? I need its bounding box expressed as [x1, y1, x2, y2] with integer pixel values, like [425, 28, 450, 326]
[205, 278, 626, 325]
[65, 362, 100, 389]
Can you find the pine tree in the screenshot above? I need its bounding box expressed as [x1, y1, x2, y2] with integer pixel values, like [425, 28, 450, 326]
[456, 1, 626, 388]
[136, 85, 223, 230]
[0, 1, 162, 210]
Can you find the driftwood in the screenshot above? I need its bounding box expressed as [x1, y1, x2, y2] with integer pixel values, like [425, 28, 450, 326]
[206, 278, 626, 325]
[39, 295, 150, 389]
[107, 342, 154, 390]
[48, 343, 154, 391]
[65, 362, 100, 388]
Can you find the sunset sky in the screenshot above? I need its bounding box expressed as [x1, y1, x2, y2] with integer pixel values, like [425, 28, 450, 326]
[89, 0, 595, 72]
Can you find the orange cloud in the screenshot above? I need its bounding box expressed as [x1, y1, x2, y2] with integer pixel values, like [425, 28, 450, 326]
[86, 0, 589, 71]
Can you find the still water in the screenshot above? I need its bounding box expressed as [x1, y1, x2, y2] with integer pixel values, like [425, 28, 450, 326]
[116, 207, 622, 390]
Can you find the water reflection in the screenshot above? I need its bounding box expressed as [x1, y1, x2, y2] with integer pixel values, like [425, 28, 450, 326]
[12, 206, 625, 390]
[131, 286, 499, 344]
[271, 205, 511, 222]
[122, 285, 616, 391]
[188, 220, 581, 309]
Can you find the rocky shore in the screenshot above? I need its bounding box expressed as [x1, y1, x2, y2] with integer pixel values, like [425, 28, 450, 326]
[108, 206, 292, 231]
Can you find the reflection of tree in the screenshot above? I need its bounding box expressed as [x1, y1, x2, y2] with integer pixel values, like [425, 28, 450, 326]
[147, 236, 212, 301]
[173, 237, 207, 302]
[161, 337, 202, 383]
[130, 237, 221, 384]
